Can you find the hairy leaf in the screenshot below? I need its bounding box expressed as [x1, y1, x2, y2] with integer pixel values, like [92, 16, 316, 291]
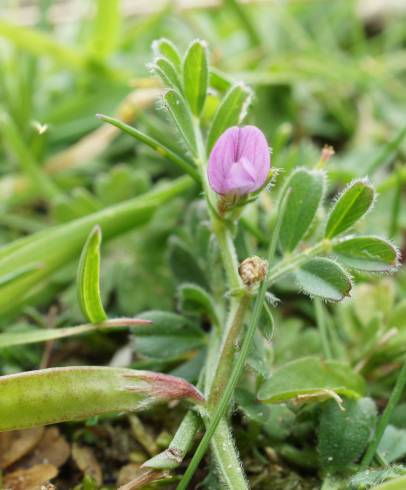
[325, 179, 375, 238]
[182, 40, 208, 115]
[333, 236, 399, 272]
[318, 397, 376, 472]
[153, 57, 182, 92]
[163, 89, 197, 154]
[207, 83, 252, 151]
[279, 168, 325, 252]
[258, 357, 366, 403]
[152, 38, 182, 71]
[295, 258, 352, 302]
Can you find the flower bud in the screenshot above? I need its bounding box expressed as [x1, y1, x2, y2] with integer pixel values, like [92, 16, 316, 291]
[208, 126, 271, 196]
[239, 256, 268, 286]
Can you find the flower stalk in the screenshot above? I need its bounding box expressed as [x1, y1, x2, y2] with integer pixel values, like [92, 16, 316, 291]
[177, 187, 291, 489]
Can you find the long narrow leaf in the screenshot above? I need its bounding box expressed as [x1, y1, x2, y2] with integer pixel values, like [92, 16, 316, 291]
[0, 177, 194, 317]
[96, 114, 199, 181]
[0, 318, 151, 349]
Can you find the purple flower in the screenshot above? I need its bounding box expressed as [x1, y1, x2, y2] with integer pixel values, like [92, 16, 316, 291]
[208, 126, 271, 196]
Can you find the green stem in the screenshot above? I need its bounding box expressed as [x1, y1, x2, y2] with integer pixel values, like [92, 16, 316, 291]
[212, 219, 243, 293]
[191, 117, 247, 488]
[315, 298, 333, 360]
[208, 294, 251, 405]
[268, 240, 329, 284]
[97, 114, 200, 182]
[177, 189, 291, 490]
[361, 358, 406, 469]
[210, 418, 248, 488]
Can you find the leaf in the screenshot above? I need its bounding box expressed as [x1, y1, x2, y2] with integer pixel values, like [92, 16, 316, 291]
[372, 477, 406, 490]
[0, 428, 44, 469]
[152, 38, 182, 71]
[325, 179, 375, 239]
[295, 258, 352, 302]
[258, 357, 366, 403]
[3, 464, 58, 490]
[153, 57, 182, 92]
[177, 283, 220, 326]
[0, 367, 203, 432]
[0, 318, 150, 349]
[135, 311, 206, 359]
[77, 225, 107, 324]
[182, 40, 209, 115]
[236, 389, 295, 441]
[97, 115, 199, 181]
[168, 236, 208, 288]
[207, 83, 252, 151]
[259, 302, 275, 342]
[333, 236, 399, 272]
[318, 397, 377, 472]
[89, 0, 120, 62]
[0, 176, 193, 317]
[349, 467, 406, 490]
[279, 168, 325, 252]
[0, 19, 86, 71]
[162, 89, 197, 154]
[378, 425, 406, 463]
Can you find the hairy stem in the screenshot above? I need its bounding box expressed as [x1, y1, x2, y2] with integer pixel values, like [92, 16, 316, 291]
[190, 118, 248, 488]
[177, 188, 291, 490]
[208, 293, 251, 405]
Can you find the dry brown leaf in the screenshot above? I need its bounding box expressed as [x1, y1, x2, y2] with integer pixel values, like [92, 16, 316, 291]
[3, 463, 57, 490]
[117, 464, 167, 490]
[0, 428, 44, 469]
[16, 427, 70, 469]
[72, 443, 102, 485]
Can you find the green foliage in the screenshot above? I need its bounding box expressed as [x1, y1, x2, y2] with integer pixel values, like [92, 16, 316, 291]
[77, 225, 107, 324]
[207, 83, 252, 151]
[318, 397, 377, 473]
[182, 40, 209, 116]
[295, 258, 352, 302]
[0, 3, 404, 487]
[162, 89, 197, 154]
[135, 311, 206, 359]
[325, 180, 375, 239]
[0, 366, 202, 431]
[332, 236, 399, 273]
[154, 57, 183, 92]
[258, 357, 366, 403]
[279, 168, 325, 252]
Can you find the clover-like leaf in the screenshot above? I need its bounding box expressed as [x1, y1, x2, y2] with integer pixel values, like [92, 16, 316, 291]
[325, 179, 375, 239]
[258, 357, 366, 403]
[318, 397, 377, 472]
[333, 236, 399, 272]
[77, 225, 107, 324]
[279, 168, 325, 252]
[295, 257, 352, 302]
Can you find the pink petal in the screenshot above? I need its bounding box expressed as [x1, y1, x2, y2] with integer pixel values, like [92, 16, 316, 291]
[208, 125, 271, 196]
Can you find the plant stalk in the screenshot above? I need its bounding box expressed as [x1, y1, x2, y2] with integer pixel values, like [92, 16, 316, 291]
[361, 358, 406, 468]
[177, 189, 291, 490]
